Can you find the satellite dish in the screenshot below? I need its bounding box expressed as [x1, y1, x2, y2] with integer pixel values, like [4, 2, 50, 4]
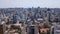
[37, 18, 44, 22]
[27, 19, 31, 21]
[1, 21, 6, 24]
[37, 18, 43, 21]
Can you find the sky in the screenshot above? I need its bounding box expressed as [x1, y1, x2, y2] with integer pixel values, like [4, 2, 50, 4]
[0, 0, 60, 8]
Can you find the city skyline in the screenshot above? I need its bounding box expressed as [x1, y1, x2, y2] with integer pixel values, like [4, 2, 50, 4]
[0, 0, 60, 8]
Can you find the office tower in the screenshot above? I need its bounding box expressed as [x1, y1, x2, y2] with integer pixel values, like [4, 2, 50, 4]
[0, 21, 6, 34]
[0, 25, 5, 34]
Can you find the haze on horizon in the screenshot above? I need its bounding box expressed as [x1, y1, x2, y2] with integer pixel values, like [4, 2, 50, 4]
[0, 0, 60, 8]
